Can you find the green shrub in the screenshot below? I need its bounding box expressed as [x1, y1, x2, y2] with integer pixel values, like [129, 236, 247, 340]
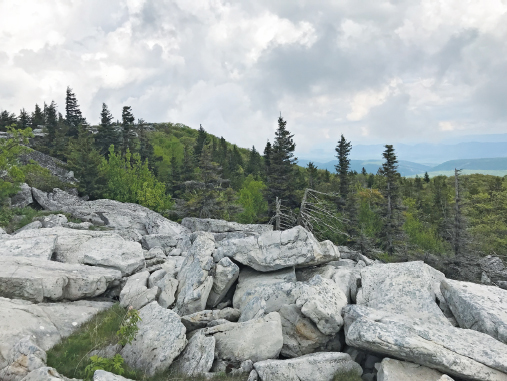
[85, 354, 127, 379]
[22, 162, 74, 193]
[333, 369, 363, 381]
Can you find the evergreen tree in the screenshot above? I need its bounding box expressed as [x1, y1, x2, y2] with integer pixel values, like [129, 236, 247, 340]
[263, 140, 272, 180]
[65, 86, 85, 137]
[95, 103, 119, 157]
[168, 155, 181, 195]
[379, 145, 404, 255]
[52, 113, 69, 160]
[31, 104, 45, 128]
[194, 124, 207, 161]
[424, 171, 430, 183]
[181, 145, 195, 182]
[18, 109, 30, 128]
[121, 106, 136, 155]
[227, 145, 245, 190]
[0, 110, 17, 131]
[246, 146, 262, 177]
[361, 167, 367, 176]
[137, 118, 156, 172]
[66, 126, 103, 198]
[307, 162, 319, 188]
[414, 175, 423, 191]
[44, 101, 58, 151]
[335, 134, 352, 200]
[218, 137, 228, 167]
[322, 169, 331, 183]
[265, 116, 297, 209]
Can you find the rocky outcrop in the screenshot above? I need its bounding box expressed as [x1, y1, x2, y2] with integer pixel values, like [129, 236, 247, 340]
[93, 370, 133, 380]
[10, 183, 33, 208]
[181, 308, 241, 332]
[172, 330, 215, 376]
[215, 226, 340, 272]
[0, 257, 121, 302]
[377, 358, 450, 381]
[120, 302, 187, 376]
[19, 150, 76, 184]
[0, 297, 112, 369]
[203, 312, 284, 363]
[20, 366, 73, 380]
[441, 279, 507, 344]
[1, 235, 57, 260]
[358, 261, 449, 325]
[0, 336, 46, 381]
[253, 352, 362, 381]
[119, 271, 158, 310]
[31, 187, 187, 238]
[344, 305, 507, 381]
[207, 257, 240, 307]
[181, 217, 273, 234]
[174, 232, 215, 315]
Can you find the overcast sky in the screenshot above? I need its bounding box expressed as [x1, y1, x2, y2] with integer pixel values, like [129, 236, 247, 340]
[1, 0, 506, 160]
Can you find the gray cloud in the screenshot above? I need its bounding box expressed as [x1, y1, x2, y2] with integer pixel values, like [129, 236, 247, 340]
[0, 0, 506, 160]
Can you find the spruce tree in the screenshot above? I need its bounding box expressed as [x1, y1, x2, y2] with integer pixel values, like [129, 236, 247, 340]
[263, 141, 272, 181]
[52, 113, 69, 160]
[379, 145, 404, 255]
[181, 145, 195, 182]
[0, 110, 17, 131]
[44, 101, 58, 151]
[18, 109, 31, 128]
[169, 155, 181, 195]
[307, 162, 319, 188]
[66, 126, 103, 198]
[137, 118, 156, 172]
[218, 137, 228, 167]
[95, 103, 118, 157]
[31, 104, 45, 128]
[65, 86, 85, 137]
[361, 167, 367, 176]
[194, 124, 207, 161]
[424, 171, 430, 183]
[121, 106, 136, 155]
[246, 146, 262, 177]
[335, 134, 352, 200]
[227, 145, 244, 190]
[266, 116, 297, 209]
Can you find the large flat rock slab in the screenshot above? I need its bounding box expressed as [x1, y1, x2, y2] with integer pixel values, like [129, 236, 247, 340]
[377, 358, 449, 381]
[441, 279, 507, 344]
[343, 305, 507, 381]
[182, 217, 273, 234]
[0, 256, 121, 303]
[0, 235, 56, 260]
[215, 226, 340, 272]
[0, 297, 112, 369]
[253, 352, 362, 381]
[359, 261, 449, 325]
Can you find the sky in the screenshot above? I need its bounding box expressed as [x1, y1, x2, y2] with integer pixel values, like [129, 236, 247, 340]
[1, 0, 506, 161]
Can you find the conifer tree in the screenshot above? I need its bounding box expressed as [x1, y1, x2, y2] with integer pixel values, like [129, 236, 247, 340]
[227, 145, 244, 190]
[181, 145, 195, 182]
[361, 167, 367, 176]
[52, 113, 69, 160]
[121, 106, 136, 155]
[424, 171, 430, 183]
[31, 104, 45, 128]
[44, 101, 58, 149]
[18, 109, 30, 128]
[66, 126, 103, 198]
[137, 118, 156, 172]
[65, 86, 85, 137]
[379, 145, 404, 255]
[265, 116, 297, 208]
[263, 141, 272, 180]
[218, 137, 228, 167]
[246, 146, 262, 177]
[95, 103, 118, 157]
[168, 155, 181, 195]
[335, 134, 352, 200]
[194, 124, 207, 161]
[307, 162, 319, 188]
[0, 110, 17, 131]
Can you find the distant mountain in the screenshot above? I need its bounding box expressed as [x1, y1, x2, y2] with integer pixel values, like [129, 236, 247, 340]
[297, 159, 432, 177]
[430, 157, 507, 171]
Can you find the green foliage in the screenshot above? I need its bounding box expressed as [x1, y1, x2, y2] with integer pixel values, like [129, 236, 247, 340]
[117, 308, 141, 346]
[333, 369, 362, 381]
[0, 126, 33, 203]
[100, 146, 172, 213]
[22, 162, 72, 192]
[0, 206, 69, 232]
[237, 175, 268, 223]
[85, 354, 126, 379]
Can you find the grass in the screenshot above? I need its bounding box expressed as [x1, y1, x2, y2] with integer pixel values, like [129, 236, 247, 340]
[333, 370, 363, 381]
[47, 304, 248, 381]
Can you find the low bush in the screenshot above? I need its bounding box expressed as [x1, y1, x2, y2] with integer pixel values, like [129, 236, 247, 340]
[333, 369, 363, 381]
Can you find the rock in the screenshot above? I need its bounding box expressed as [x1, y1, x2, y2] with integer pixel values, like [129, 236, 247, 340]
[0, 256, 121, 303]
[119, 271, 158, 310]
[13, 221, 42, 233]
[160, 256, 185, 278]
[233, 267, 298, 317]
[141, 234, 177, 254]
[295, 264, 336, 282]
[0, 227, 6, 235]
[441, 279, 507, 344]
[294, 275, 347, 335]
[343, 305, 507, 381]
[0, 297, 112, 369]
[144, 247, 165, 260]
[64, 221, 93, 230]
[359, 261, 450, 325]
[0, 336, 46, 381]
[79, 237, 145, 276]
[121, 302, 187, 376]
[215, 226, 340, 272]
[175, 232, 215, 315]
[338, 246, 373, 265]
[181, 217, 273, 234]
[203, 312, 283, 363]
[156, 275, 179, 308]
[172, 330, 215, 376]
[332, 268, 356, 303]
[1, 235, 56, 260]
[253, 352, 363, 381]
[11, 184, 33, 208]
[19, 149, 76, 184]
[40, 214, 68, 228]
[20, 366, 71, 380]
[148, 269, 167, 288]
[230, 360, 254, 375]
[181, 308, 241, 332]
[207, 319, 229, 327]
[31, 187, 187, 238]
[279, 304, 337, 358]
[207, 257, 240, 307]
[93, 370, 133, 380]
[12, 227, 117, 261]
[169, 248, 182, 256]
[377, 358, 447, 381]
[247, 370, 259, 381]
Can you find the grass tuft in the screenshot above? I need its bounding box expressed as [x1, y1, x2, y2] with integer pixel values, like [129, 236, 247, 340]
[333, 369, 363, 381]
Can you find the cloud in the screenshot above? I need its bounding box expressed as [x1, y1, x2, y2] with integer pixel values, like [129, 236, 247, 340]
[0, 0, 506, 160]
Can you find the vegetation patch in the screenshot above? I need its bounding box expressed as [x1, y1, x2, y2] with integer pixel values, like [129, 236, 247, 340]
[333, 369, 363, 381]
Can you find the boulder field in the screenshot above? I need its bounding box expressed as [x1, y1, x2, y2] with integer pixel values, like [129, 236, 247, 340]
[0, 187, 507, 381]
